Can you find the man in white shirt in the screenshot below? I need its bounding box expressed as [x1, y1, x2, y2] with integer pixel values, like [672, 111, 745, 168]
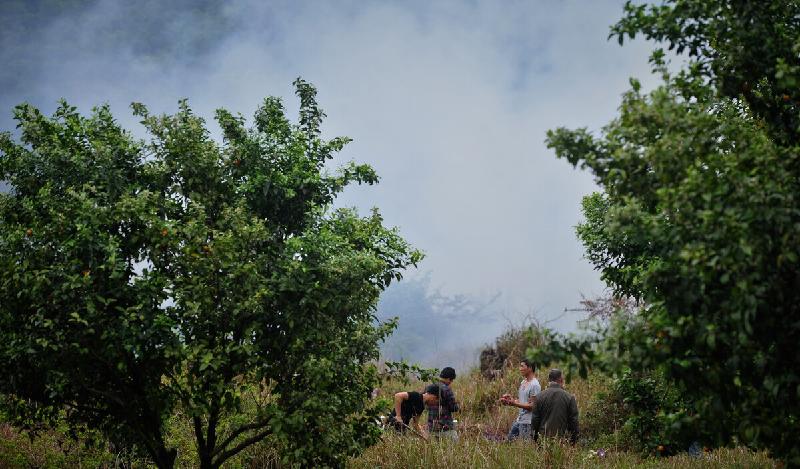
[500, 358, 541, 440]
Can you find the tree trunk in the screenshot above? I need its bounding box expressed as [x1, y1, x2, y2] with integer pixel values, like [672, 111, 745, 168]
[199, 452, 214, 469]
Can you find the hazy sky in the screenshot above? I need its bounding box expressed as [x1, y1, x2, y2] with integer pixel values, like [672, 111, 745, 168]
[1, 0, 660, 349]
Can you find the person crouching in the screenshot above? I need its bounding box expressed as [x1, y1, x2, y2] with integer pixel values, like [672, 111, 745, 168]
[389, 383, 441, 437]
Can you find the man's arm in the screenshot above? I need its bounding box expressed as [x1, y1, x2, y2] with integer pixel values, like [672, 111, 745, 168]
[393, 392, 409, 423]
[568, 395, 580, 444]
[411, 415, 429, 440]
[531, 395, 542, 441]
[508, 385, 536, 411]
[509, 398, 534, 411]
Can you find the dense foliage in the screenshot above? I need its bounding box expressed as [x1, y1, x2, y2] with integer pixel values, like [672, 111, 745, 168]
[546, 0, 800, 464]
[0, 79, 421, 468]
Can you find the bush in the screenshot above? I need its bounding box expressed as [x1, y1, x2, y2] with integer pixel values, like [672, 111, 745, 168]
[0, 420, 119, 468]
[579, 374, 627, 444]
[523, 309, 692, 456]
[615, 369, 689, 455]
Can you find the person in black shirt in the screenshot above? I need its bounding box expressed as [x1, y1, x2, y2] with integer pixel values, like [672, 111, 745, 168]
[389, 383, 441, 436]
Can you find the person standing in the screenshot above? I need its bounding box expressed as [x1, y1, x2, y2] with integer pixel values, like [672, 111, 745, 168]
[531, 368, 580, 444]
[427, 366, 460, 440]
[500, 359, 541, 440]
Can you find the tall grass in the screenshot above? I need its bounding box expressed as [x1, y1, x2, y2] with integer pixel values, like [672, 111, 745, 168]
[351, 435, 774, 469]
[352, 367, 774, 469]
[0, 366, 776, 468]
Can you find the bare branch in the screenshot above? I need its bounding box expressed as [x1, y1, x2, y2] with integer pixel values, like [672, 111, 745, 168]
[212, 418, 270, 458]
[212, 428, 272, 467]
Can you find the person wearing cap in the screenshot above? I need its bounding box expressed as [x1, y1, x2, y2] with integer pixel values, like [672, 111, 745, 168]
[389, 383, 441, 437]
[500, 358, 541, 440]
[427, 366, 460, 440]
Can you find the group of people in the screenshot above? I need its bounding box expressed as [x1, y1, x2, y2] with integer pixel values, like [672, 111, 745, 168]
[388, 366, 460, 440]
[388, 360, 580, 443]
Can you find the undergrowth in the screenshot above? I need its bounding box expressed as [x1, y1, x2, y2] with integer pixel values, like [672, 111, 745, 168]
[0, 366, 776, 468]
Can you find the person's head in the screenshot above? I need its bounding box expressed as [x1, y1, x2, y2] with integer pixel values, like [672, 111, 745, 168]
[519, 359, 536, 378]
[423, 383, 441, 405]
[439, 366, 456, 384]
[548, 368, 564, 385]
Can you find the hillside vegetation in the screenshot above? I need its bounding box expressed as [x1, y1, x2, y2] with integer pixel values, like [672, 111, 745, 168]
[0, 359, 774, 468]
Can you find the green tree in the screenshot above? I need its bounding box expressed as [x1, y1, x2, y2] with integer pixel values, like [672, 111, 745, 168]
[0, 79, 421, 468]
[546, 1, 800, 464]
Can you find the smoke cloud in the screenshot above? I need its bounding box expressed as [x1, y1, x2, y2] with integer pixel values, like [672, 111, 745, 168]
[1, 0, 660, 365]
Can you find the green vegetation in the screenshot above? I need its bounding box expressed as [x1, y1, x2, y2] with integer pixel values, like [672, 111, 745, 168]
[545, 0, 800, 465]
[353, 435, 772, 469]
[1, 0, 798, 467]
[0, 355, 775, 468]
[358, 361, 773, 469]
[0, 79, 420, 468]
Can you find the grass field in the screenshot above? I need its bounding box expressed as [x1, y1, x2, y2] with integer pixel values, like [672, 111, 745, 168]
[0, 367, 778, 468]
[352, 434, 774, 469]
[352, 367, 776, 469]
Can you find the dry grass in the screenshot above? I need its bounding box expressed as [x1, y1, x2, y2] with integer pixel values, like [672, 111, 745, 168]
[352, 367, 775, 469]
[351, 434, 774, 469]
[0, 367, 778, 468]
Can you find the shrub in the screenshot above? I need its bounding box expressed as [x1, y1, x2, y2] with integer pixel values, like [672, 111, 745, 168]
[614, 369, 690, 455]
[579, 374, 627, 445]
